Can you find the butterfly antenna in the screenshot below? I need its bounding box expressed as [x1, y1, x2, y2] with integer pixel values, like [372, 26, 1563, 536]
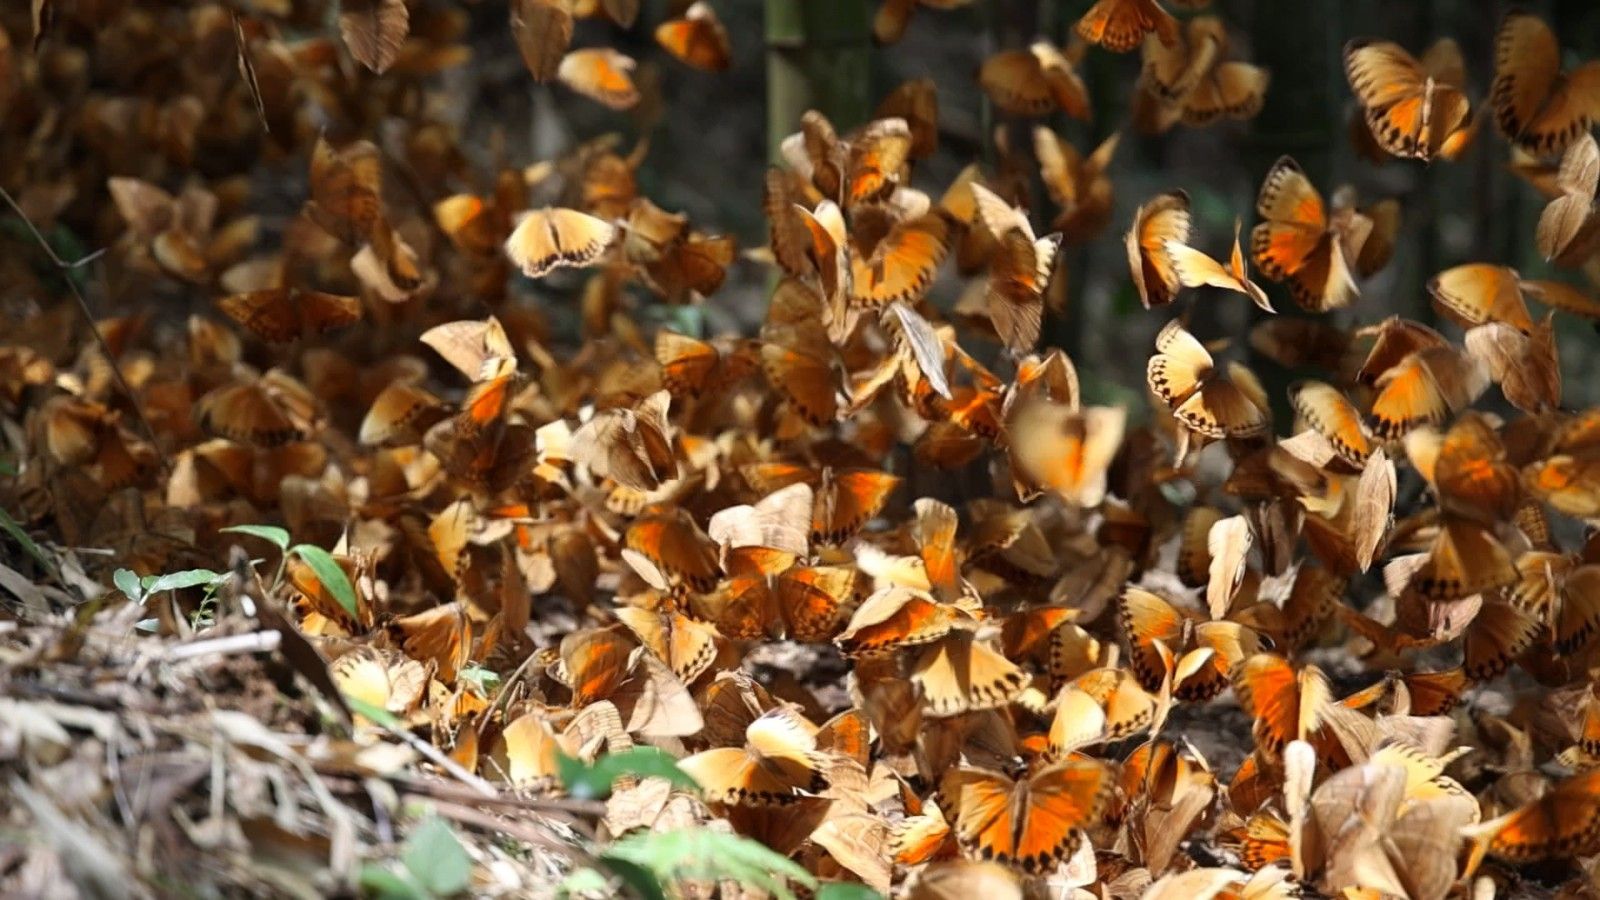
[0, 185, 172, 477]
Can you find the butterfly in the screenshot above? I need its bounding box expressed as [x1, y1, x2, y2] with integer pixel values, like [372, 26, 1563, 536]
[654, 331, 757, 398]
[1427, 264, 1535, 334]
[1534, 133, 1600, 266]
[1164, 221, 1273, 312]
[1289, 380, 1372, 466]
[1473, 768, 1600, 862]
[214, 287, 360, 344]
[939, 758, 1113, 873]
[970, 183, 1062, 353]
[677, 708, 832, 806]
[1125, 191, 1193, 309]
[359, 382, 449, 447]
[871, 0, 974, 45]
[1344, 37, 1474, 162]
[621, 508, 722, 595]
[834, 585, 970, 657]
[1250, 156, 1374, 312]
[759, 321, 841, 427]
[742, 462, 900, 545]
[613, 602, 721, 684]
[978, 41, 1089, 119]
[1146, 320, 1269, 440]
[1138, 16, 1269, 131]
[1076, 0, 1178, 53]
[1365, 344, 1489, 441]
[571, 390, 677, 493]
[196, 369, 322, 447]
[1491, 12, 1600, 157]
[390, 601, 474, 685]
[1232, 653, 1338, 755]
[697, 548, 856, 642]
[654, 2, 730, 72]
[1034, 129, 1119, 243]
[508, 0, 573, 82]
[1005, 399, 1126, 507]
[1052, 667, 1159, 751]
[911, 630, 1028, 717]
[557, 47, 639, 109]
[875, 78, 939, 159]
[505, 207, 618, 278]
[783, 111, 912, 209]
[1120, 586, 1264, 701]
[849, 211, 951, 308]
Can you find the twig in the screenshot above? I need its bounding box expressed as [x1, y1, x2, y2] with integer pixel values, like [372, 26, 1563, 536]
[423, 797, 590, 861]
[368, 715, 500, 799]
[162, 630, 283, 662]
[0, 185, 171, 475]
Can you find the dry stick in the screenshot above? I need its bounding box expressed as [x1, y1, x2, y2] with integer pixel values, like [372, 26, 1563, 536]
[0, 185, 171, 475]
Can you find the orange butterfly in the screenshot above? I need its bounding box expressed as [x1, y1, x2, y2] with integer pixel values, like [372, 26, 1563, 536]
[939, 758, 1113, 873]
[742, 462, 900, 545]
[1232, 653, 1336, 755]
[505, 206, 617, 278]
[1344, 37, 1474, 162]
[621, 507, 722, 595]
[677, 708, 832, 806]
[1076, 0, 1178, 53]
[911, 630, 1027, 717]
[1471, 768, 1600, 862]
[970, 183, 1062, 353]
[850, 211, 951, 308]
[1138, 17, 1269, 132]
[1427, 264, 1535, 333]
[760, 321, 841, 427]
[784, 111, 912, 209]
[979, 41, 1089, 119]
[1006, 399, 1126, 507]
[654, 331, 757, 397]
[557, 48, 639, 109]
[834, 585, 968, 657]
[1250, 156, 1373, 312]
[1365, 345, 1488, 441]
[654, 2, 730, 72]
[613, 602, 721, 684]
[697, 550, 857, 642]
[1120, 585, 1264, 701]
[360, 382, 448, 447]
[1491, 12, 1600, 157]
[1146, 320, 1269, 440]
[1288, 380, 1372, 467]
[1125, 191, 1192, 309]
[1164, 221, 1273, 312]
[1035, 129, 1119, 243]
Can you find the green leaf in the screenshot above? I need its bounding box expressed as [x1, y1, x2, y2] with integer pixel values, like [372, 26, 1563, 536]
[597, 856, 668, 900]
[220, 524, 290, 550]
[0, 506, 53, 574]
[558, 747, 698, 800]
[142, 569, 222, 595]
[457, 664, 501, 695]
[603, 829, 816, 900]
[556, 867, 612, 897]
[402, 817, 472, 897]
[817, 884, 884, 900]
[358, 864, 429, 900]
[290, 544, 359, 620]
[114, 568, 143, 602]
[345, 695, 404, 730]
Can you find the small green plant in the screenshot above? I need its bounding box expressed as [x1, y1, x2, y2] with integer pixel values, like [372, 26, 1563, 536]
[220, 524, 360, 620]
[115, 567, 228, 632]
[562, 829, 881, 900]
[557, 747, 699, 801]
[359, 816, 473, 899]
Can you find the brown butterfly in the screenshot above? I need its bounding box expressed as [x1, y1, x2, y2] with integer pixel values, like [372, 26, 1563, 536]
[215, 287, 360, 344]
[1491, 12, 1600, 157]
[1535, 134, 1600, 266]
[654, 2, 730, 72]
[970, 183, 1062, 353]
[979, 41, 1089, 119]
[1344, 37, 1474, 162]
[1076, 0, 1178, 53]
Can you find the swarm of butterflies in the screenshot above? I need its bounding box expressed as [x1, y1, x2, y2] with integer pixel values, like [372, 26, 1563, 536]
[10, 0, 1600, 897]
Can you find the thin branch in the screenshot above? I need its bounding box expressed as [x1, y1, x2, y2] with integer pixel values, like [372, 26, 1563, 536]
[0, 186, 171, 475]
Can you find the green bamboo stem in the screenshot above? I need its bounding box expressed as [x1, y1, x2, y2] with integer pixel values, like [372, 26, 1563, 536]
[764, 0, 873, 164]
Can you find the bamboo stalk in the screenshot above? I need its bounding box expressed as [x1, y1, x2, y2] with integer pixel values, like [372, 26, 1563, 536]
[764, 0, 873, 164]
